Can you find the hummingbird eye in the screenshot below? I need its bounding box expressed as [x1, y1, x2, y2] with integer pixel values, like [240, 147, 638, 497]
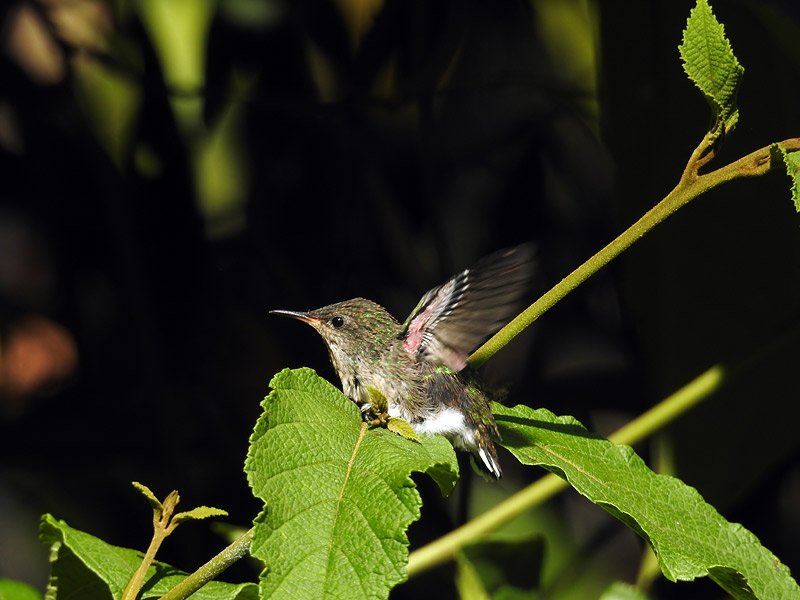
[331, 315, 345, 328]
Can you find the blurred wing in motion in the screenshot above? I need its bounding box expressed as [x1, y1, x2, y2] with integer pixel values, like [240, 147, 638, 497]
[401, 244, 536, 371]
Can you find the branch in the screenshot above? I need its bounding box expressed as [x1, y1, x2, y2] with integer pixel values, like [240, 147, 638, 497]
[160, 528, 253, 600]
[468, 138, 800, 369]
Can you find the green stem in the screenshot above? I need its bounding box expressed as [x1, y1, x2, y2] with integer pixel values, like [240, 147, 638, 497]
[123, 489, 181, 600]
[468, 137, 800, 369]
[407, 467, 567, 576]
[607, 365, 724, 446]
[407, 362, 726, 577]
[122, 527, 168, 600]
[160, 528, 253, 600]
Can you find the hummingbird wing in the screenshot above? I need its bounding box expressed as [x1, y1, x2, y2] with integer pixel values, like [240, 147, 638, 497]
[401, 244, 535, 371]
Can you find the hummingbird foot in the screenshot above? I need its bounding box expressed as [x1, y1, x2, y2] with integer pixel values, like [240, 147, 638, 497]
[366, 411, 390, 427]
[365, 411, 422, 443]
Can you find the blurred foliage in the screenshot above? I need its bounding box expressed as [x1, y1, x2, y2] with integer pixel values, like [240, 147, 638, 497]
[0, 1, 799, 599]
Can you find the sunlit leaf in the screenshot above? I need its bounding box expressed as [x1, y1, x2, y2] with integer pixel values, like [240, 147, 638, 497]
[679, 0, 744, 138]
[172, 506, 229, 525]
[494, 404, 800, 600]
[771, 143, 800, 212]
[386, 417, 422, 443]
[39, 514, 256, 600]
[245, 368, 458, 600]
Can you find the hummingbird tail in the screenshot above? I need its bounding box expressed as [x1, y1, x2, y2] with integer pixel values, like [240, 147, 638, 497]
[473, 436, 502, 480]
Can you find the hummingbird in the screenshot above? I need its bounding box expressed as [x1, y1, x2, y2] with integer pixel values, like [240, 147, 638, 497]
[271, 244, 534, 479]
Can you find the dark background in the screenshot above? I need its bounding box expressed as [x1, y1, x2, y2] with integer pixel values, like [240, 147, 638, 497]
[1, 1, 799, 598]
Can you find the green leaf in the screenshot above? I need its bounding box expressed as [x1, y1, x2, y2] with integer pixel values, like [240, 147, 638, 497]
[131, 481, 162, 512]
[71, 55, 142, 170]
[39, 514, 257, 600]
[365, 384, 389, 414]
[456, 538, 544, 600]
[245, 367, 459, 600]
[386, 417, 422, 443]
[770, 143, 800, 211]
[172, 506, 229, 525]
[0, 578, 43, 600]
[455, 555, 491, 600]
[493, 404, 800, 600]
[679, 0, 744, 138]
[599, 582, 650, 600]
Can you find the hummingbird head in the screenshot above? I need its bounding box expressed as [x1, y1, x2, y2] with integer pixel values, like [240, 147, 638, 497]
[271, 298, 401, 369]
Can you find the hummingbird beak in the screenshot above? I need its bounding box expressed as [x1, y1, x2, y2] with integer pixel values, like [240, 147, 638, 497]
[270, 310, 321, 326]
